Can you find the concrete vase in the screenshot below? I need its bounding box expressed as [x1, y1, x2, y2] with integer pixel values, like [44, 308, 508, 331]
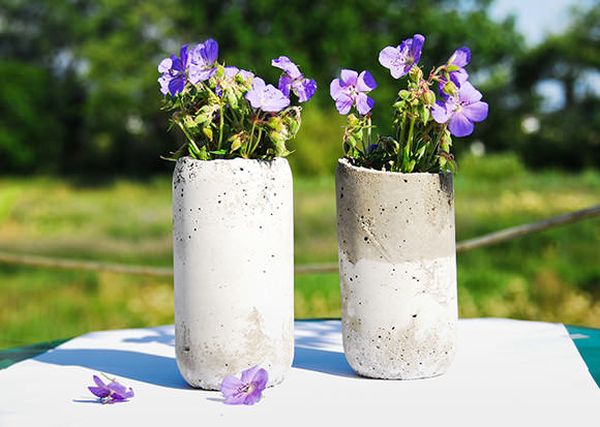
[336, 158, 457, 380]
[173, 157, 294, 390]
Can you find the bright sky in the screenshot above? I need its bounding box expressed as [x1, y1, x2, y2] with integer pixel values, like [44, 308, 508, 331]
[490, 0, 598, 109]
[489, 0, 595, 46]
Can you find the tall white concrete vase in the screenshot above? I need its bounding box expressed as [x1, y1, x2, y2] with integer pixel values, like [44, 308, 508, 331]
[336, 158, 457, 380]
[173, 157, 294, 390]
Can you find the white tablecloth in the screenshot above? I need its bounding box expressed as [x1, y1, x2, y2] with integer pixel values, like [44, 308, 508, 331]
[1, 319, 598, 426]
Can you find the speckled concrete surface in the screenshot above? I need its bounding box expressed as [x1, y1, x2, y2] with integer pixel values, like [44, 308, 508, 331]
[173, 157, 294, 390]
[336, 158, 457, 379]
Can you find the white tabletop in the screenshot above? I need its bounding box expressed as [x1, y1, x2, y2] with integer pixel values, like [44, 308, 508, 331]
[1, 318, 598, 426]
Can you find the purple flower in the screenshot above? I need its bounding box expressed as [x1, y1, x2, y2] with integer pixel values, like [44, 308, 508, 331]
[188, 39, 219, 84]
[245, 77, 290, 113]
[330, 69, 377, 115]
[88, 374, 134, 404]
[431, 81, 489, 137]
[272, 56, 317, 102]
[220, 366, 268, 405]
[446, 47, 471, 87]
[378, 34, 425, 79]
[157, 44, 190, 96]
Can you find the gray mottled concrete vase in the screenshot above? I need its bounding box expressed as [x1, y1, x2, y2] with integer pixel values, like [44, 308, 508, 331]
[336, 158, 457, 380]
[173, 157, 294, 390]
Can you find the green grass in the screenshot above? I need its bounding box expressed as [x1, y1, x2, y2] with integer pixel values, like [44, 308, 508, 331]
[1, 153, 599, 348]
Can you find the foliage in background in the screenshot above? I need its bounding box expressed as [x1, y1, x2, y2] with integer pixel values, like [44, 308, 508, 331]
[0, 0, 559, 175]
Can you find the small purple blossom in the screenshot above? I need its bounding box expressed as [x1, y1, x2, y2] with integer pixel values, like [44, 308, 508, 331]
[431, 81, 489, 137]
[220, 366, 268, 405]
[446, 47, 471, 87]
[272, 56, 317, 102]
[330, 69, 377, 115]
[188, 39, 219, 84]
[245, 77, 290, 113]
[88, 374, 134, 404]
[157, 45, 190, 96]
[378, 34, 425, 79]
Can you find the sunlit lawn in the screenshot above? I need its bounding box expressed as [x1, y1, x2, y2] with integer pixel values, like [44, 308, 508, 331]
[1, 153, 599, 348]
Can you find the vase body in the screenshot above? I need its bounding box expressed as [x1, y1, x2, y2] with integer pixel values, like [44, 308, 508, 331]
[173, 157, 294, 390]
[336, 158, 457, 380]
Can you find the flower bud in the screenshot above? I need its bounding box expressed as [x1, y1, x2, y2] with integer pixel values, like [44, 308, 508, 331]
[423, 90, 436, 106]
[443, 81, 458, 96]
[409, 65, 423, 82]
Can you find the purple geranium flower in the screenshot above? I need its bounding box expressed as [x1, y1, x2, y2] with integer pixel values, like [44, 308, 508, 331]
[245, 77, 290, 113]
[378, 34, 425, 79]
[88, 374, 134, 404]
[440, 47, 471, 89]
[220, 366, 268, 405]
[330, 69, 377, 115]
[188, 39, 219, 84]
[157, 44, 190, 96]
[272, 56, 317, 102]
[431, 81, 489, 137]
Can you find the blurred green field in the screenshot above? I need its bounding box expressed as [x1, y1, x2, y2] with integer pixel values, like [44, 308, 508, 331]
[1, 153, 599, 348]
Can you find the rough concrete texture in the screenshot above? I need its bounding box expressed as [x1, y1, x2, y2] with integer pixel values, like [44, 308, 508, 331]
[173, 157, 294, 390]
[336, 158, 457, 380]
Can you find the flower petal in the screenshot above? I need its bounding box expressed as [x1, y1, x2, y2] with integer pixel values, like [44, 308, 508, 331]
[458, 81, 482, 103]
[335, 94, 354, 115]
[293, 78, 317, 102]
[330, 78, 345, 100]
[449, 47, 470, 68]
[431, 101, 450, 124]
[278, 74, 293, 97]
[168, 76, 186, 96]
[356, 71, 377, 92]
[378, 46, 400, 69]
[220, 375, 243, 398]
[240, 366, 261, 384]
[355, 93, 375, 115]
[158, 58, 172, 73]
[462, 101, 488, 122]
[200, 39, 219, 64]
[271, 56, 302, 79]
[93, 375, 106, 388]
[450, 68, 469, 87]
[340, 69, 358, 87]
[410, 34, 425, 65]
[243, 389, 262, 405]
[261, 85, 290, 112]
[449, 112, 474, 137]
[88, 386, 110, 398]
[251, 368, 268, 391]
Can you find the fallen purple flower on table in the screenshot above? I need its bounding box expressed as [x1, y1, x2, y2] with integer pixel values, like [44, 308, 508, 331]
[158, 44, 190, 96]
[188, 38, 219, 84]
[431, 81, 488, 137]
[272, 56, 317, 102]
[330, 69, 377, 115]
[378, 34, 425, 79]
[245, 77, 290, 113]
[88, 374, 134, 404]
[220, 366, 268, 405]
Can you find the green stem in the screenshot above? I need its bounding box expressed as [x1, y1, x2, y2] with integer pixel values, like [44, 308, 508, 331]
[217, 102, 224, 153]
[403, 115, 416, 171]
[246, 118, 257, 158]
[396, 112, 407, 171]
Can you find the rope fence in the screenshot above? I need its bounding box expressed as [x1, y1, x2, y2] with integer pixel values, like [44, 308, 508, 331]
[0, 204, 598, 277]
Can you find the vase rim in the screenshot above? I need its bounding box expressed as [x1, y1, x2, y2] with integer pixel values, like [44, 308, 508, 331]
[337, 157, 451, 177]
[178, 156, 288, 164]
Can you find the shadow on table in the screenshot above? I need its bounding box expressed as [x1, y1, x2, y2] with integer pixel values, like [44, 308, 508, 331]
[36, 320, 355, 387]
[35, 349, 189, 389]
